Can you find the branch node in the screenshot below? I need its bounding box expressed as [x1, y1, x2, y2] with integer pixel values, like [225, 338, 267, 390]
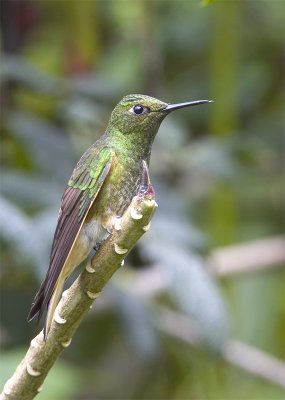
[61, 339, 72, 348]
[85, 261, 96, 273]
[142, 222, 151, 232]
[37, 385, 43, 393]
[114, 243, 128, 254]
[130, 207, 143, 220]
[3, 379, 12, 395]
[145, 199, 157, 208]
[54, 310, 67, 325]
[26, 364, 41, 377]
[30, 337, 39, 349]
[86, 290, 100, 300]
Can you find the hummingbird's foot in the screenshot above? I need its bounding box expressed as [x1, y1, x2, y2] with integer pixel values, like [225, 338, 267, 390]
[102, 222, 113, 235]
[93, 239, 107, 252]
[93, 224, 113, 252]
[139, 160, 155, 198]
[106, 226, 112, 234]
[93, 243, 100, 252]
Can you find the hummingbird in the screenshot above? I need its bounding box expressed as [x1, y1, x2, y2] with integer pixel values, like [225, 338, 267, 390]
[28, 94, 211, 338]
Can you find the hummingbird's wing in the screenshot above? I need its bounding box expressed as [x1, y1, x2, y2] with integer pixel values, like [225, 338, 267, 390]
[28, 146, 114, 324]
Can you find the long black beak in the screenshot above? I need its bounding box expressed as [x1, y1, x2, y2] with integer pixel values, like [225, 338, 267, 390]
[163, 100, 212, 112]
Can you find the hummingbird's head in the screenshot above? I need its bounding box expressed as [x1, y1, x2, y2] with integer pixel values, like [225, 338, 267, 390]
[107, 93, 211, 138]
[108, 94, 168, 136]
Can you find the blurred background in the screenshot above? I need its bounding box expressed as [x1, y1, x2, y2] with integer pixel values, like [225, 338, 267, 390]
[0, 0, 284, 399]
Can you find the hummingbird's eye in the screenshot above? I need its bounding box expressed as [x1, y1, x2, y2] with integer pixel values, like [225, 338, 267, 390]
[129, 104, 150, 115]
[133, 105, 144, 114]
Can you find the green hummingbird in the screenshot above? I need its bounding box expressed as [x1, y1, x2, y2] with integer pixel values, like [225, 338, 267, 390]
[28, 94, 211, 337]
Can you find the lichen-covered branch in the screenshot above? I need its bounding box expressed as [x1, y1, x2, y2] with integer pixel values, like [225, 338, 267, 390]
[0, 192, 157, 400]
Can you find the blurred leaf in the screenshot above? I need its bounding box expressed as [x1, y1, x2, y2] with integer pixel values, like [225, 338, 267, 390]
[0, 195, 56, 276]
[0, 170, 61, 208]
[1, 54, 64, 94]
[200, 0, 215, 6]
[5, 111, 72, 181]
[141, 195, 229, 351]
[109, 285, 159, 360]
[0, 196, 37, 264]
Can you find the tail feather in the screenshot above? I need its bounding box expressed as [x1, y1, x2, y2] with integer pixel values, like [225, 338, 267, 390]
[27, 280, 47, 323]
[28, 275, 65, 340]
[44, 276, 65, 338]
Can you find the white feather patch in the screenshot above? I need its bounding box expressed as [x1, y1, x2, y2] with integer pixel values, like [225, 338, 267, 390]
[114, 217, 122, 231]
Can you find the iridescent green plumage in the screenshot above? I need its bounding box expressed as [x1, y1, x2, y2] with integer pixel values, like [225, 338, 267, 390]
[28, 94, 211, 338]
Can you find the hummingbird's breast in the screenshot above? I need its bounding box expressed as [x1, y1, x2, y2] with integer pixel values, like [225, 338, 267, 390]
[89, 154, 143, 231]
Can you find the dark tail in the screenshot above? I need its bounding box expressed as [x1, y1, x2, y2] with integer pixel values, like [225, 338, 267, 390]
[27, 280, 48, 323]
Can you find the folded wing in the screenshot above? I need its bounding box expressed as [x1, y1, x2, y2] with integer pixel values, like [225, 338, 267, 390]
[28, 146, 113, 325]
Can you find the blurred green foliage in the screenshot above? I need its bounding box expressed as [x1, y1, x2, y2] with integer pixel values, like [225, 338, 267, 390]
[0, 0, 284, 399]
